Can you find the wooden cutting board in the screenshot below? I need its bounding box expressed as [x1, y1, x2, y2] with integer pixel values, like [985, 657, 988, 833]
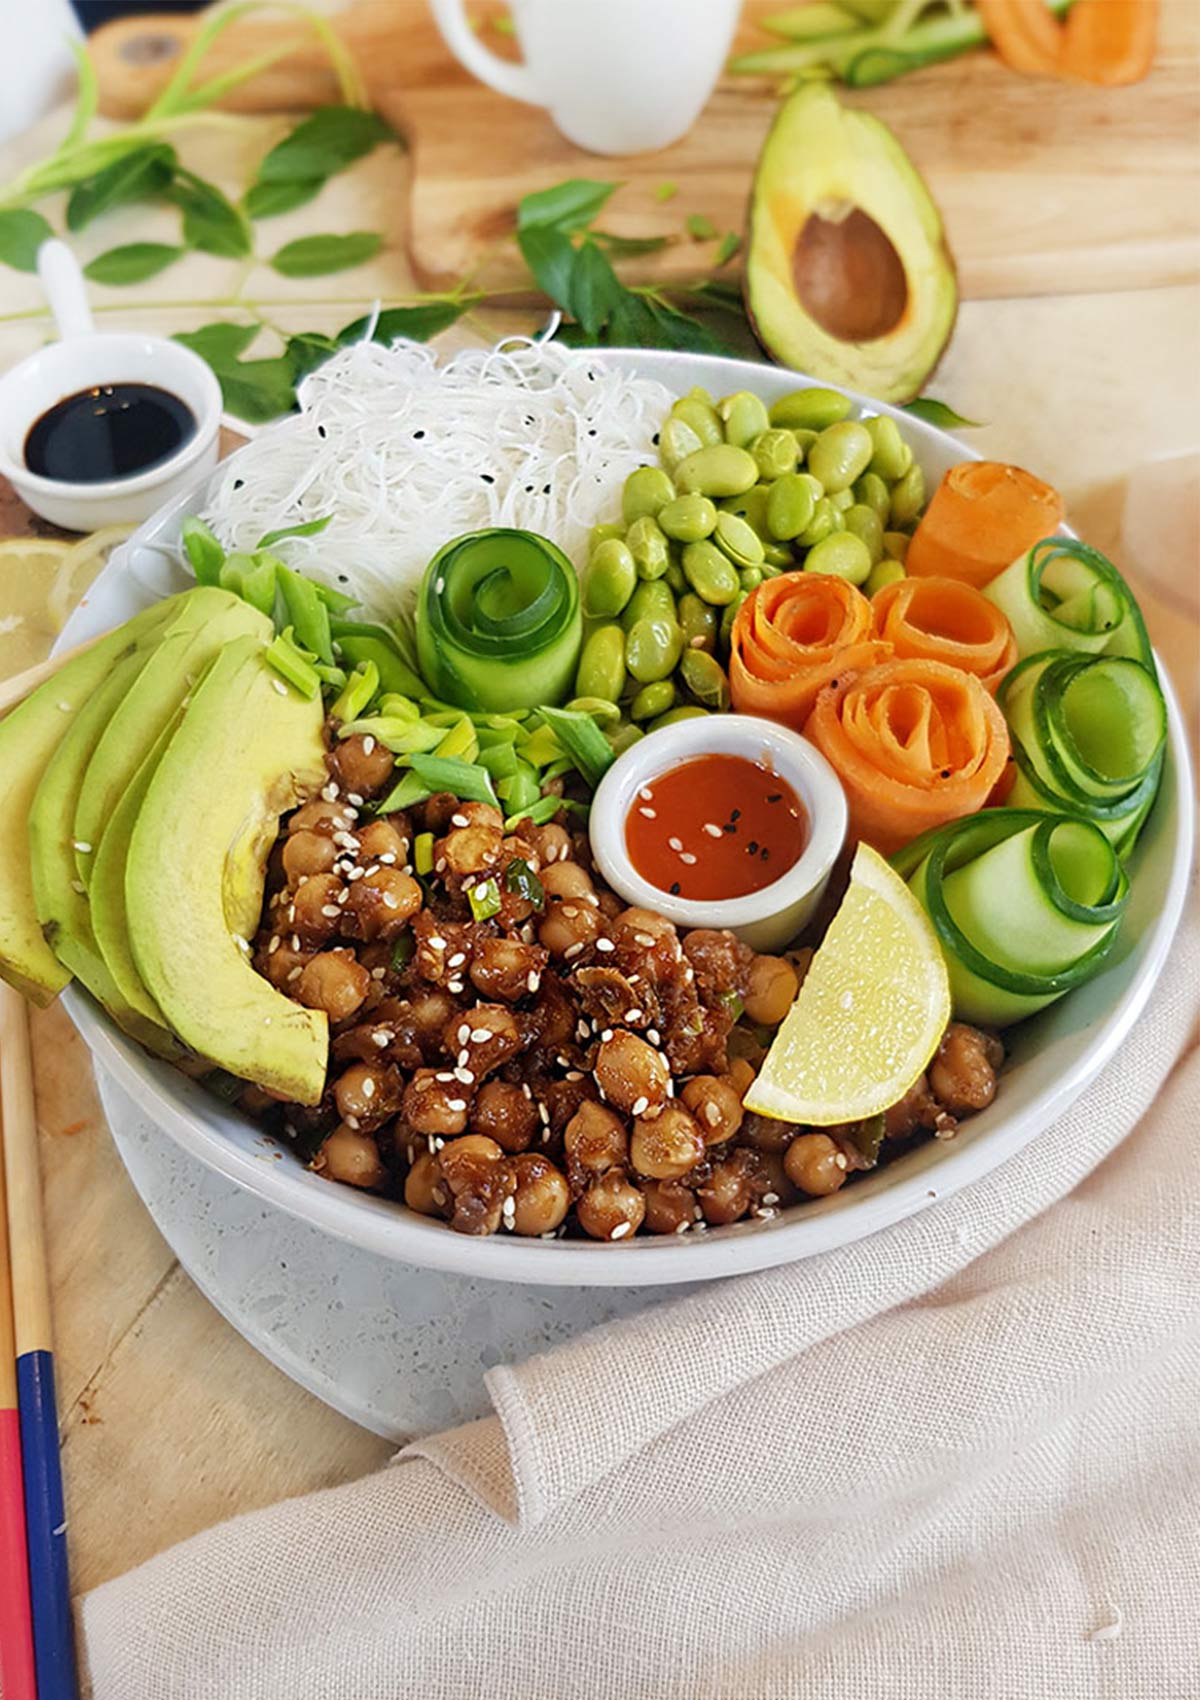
[76, 0, 1200, 302]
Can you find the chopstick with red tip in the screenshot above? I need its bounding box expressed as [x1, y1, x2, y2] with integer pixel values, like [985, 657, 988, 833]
[0, 1048, 36, 1700]
[1, 986, 79, 1700]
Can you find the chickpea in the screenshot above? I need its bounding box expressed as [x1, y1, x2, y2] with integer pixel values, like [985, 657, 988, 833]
[404, 1151, 450, 1216]
[641, 1179, 696, 1236]
[576, 1170, 645, 1241]
[437, 1134, 514, 1236]
[696, 1148, 763, 1225]
[594, 1029, 669, 1116]
[615, 907, 677, 947]
[630, 1104, 705, 1180]
[783, 1133, 847, 1198]
[596, 888, 624, 920]
[723, 1057, 756, 1099]
[451, 801, 504, 833]
[929, 1024, 1003, 1116]
[469, 936, 546, 1003]
[334, 1061, 400, 1127]
[540, 1074, 598, 1137]
[502, 834, 538, 869]
[412, 915, 474, 987]
[356, 818, 409, 865]
[295, 949, 370, 1021]
[421, 793, 459, 835]
[260, 936, 314, 990]
[530, 822, 571, 866]
[290, 872, 346, 945]
[471, 1079, 538, 1153]
[681, 1075, 744, 1146]
[682, 928, 753, 1002]
[315, 1124, 385, 1189]
[329, 732, 395, 798]
[407, 989, 459, 1047]
[510, 1153, 570, 1236]
[539, 861, 596, 903]
[743, 954, 799, 1027]
[884, 1074, 939, 1140]
[564, 1100, 628, 1180]
[282, 830, 338, 883]
[538, 898, 602, 960]
[288, 798, 348, 836]
[756, 1150, 800, 1208]
[437, 825, 504, 878]
[403, 1068, 472, 1137]
[739, 1110, 796, 1154]
[442, 1003, 522, 1080]
[344, 867, 422, 942]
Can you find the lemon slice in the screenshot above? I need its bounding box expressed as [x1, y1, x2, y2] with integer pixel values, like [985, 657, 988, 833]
[0, 528, 131, 680]
[743, 842, 951, 1125]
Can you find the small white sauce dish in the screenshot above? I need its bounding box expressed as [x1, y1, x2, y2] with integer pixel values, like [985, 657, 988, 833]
[590, 713, 848, 954]
[0, 240, 221, 531]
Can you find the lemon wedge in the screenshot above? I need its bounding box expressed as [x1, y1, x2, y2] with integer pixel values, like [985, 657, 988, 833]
[743, 842, 951, 1125]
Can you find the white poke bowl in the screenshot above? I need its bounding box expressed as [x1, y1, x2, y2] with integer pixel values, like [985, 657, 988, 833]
[54, 349, 1194, 1287]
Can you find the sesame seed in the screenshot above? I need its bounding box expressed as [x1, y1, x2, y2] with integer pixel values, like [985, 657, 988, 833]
[668, 836, 683, 852]
[631, 1096, 649, 1117]
[371, 966, 386, 980]
[762, 1192, 780, 1206]
[347, 866, 365, 881]
[702, 823, 722, 839]
[347, 793, 365, 807]
[448, 951, 467, 968]
[436, 1072, 454, 1083]
[538, 1103, 550, 1125]
[527, 970, 541, 992]
[704, 1103, 721, 1126]
[434, 1136, 445, 1151]
[502, 1195, 516, 1220]
[362, 1077, 376, 1099]
[521, 1083, 533, 1100]
[565, 1069, 583, 1081]
[561, 905, 578, 919]
[345, 1114, 359, 1129]
[288, 966, 303, 982]
[674, 1219, 691, 1234]
[639, 807, 657, 819]
[429, 935, 446, 950]
[455, 1067, 475, 1085]
[610, 1221, 633, 1240]
[679, 852, 697, 866]
[447, 1098, 467, 1113]
[379, 852, 397, 865]
[471, 1028, 492, 1043]
[372, 1031, 389, 1048]
[458, 1023, 471, 1044]
[835, 1153, 849, 1170]
[57, 701, 71, 712]
[563, 942, 584, 960]
[292, 934, 301, 952]
[647, 1028, 661, 1046]
[272, 679, 288, 697]
[451, 813, 469, 828]
[635, 933, 655, 948]
[73, 839, 93, 854]
[322, 783, 339, 801]
[458, 1048, 471, 1067]
[624, 1008, 643, 1023]
[638, 786, 653, 801]
[596, 937, 615, 953]
[382, 892, 399, 909]
[362, 736, 376, 756]
[268, 936, 280, 955]
[70, 879, 86, 896]
[320, 904, 341, 918]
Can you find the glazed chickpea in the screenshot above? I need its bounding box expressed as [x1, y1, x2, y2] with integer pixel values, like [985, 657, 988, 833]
[783, 1133, 847, 1198]
[681, 1075, 744, 1146]
[739, 1110, 796, 1155]
[470, 1079, 538, 1153]
[744, 954, 799, 1027]
[449, 801, 504, 833]
[316, 1124, 386, 1190]
[884, 1075, 939, 1140]
[437, 825, 504, 878]
[288, 798, 347, 836]
[530, 822, 572, 866]
[295, 949, 370, 1021]
[630, 1104, 705, 1180]
[290, 872, 346, 945]
[413, 916, 473, 986]
[334, 1061, 399, 1127]
[344, 867, 422, 942]
[443, 1003, 522, 1080]
[595, 888, 624, 920]
[260, 936, 314, 990]
[540, 1074, 598, 1137]
[329, 732, 395, 798]
[696, 1149, 763, 1225]
[929, 1024, 1003, 1116]
[723, 1056, 757, 1099]
[282, 830, 338, 883]
[510, 1153, 571, 1236]
[437, 1134, 513, 1236]
[576, 1170, 646, 1241]
[641, 1179, 696, 1235]
[356, 818, 409, 865]
[564, 1099, 628, 1179]
[755, 1150, 800, 1208]
[594, 1029, 669, 1116]
[539, 860, 596, 903]
[403, 1068, 472, 1137]
[538, 898, 602, 960]
[407, 990, 459, 1046]
[615, 907, 677, 948]
[404, 1151, 449, 1217]
[469, 936, 546, 1003]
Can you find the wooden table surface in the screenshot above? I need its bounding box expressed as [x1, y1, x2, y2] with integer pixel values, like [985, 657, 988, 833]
[0, 4, 1197, 1597]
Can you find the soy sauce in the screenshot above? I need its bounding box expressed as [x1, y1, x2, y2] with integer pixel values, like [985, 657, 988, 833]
[24, 383, 195, 484]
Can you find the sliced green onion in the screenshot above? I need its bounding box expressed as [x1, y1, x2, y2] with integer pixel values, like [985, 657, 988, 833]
[892, 808, 1129, 1028]
[390, 927, 415, 969]
[505, 857, 544, 910]
[264, 628, 321, 699]
[277, 564, 333, 663]
[329, 659, 380, 726]
[416, 528, 583, 713]
[468, 877, 502, 922]
[434, 716, 479, 763]
[376, 770, 432, 813]
[414, 832, 434, 876]
[338, 716, 443, 755]
[479, 742, 521, 781]
[518, 723, 564, 768]
[984, 538, 1153, 666]
[504, 794, 562, 830]
[315, 663, 347, 692]
[257, 514, 332, 549]
[332, 618, 428, 698]
[998, 651, 1166, 856]
[497, 764, 541, 814]
[565, 696, 623, 727]
[408, 753, 499, 809]
[312, 581, 359, 616]
[378, 693, 421, 722]
[720, 990, 745, 1021]
[537, 705, 616, 790]
[181, 515, 224, 585]
[219, 550, 277, 617]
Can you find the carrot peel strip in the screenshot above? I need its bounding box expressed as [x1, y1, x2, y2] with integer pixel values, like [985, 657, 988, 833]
[729, 573, 891, 730]
[906, 461, 1064, 590]
[870, 574, 1018, 693]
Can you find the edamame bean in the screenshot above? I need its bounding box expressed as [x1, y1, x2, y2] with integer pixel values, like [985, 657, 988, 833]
[648, 706, 709, 733]
[681, 539, 742, 606]
[607, 722, 645, 758]
[766, 471, 816, 541]
[658, 414, 704, 474]
[714, 510, 765, 569]
[829, 487, 855, 513]
[575, 623, 626, 703]
[791, 427, 818, 461]
[631, 679, 677, 721]
[883, 530, 911, 562]
[658, 491, 718, 544]
[626, 513, 670, 580]
[739, 565, 764, 592]
[719, 484, 771, 538]
[768, 387, 852, 432]
[583, 538, 636, 618]
[671, 396, 723, 446]
[680, 648, 731, 710]
[678, 592, 718, 654]
[760, 559, 786, 578]
[589, 522, 625, 549]
[889, 462, 926, 528]
[718, 390, 770, 448]
[687, 386, 716, 406]
[565, 696, 623, 726]
[622, 465, 675, 524]
[803, 531, 872, 586]
[625, 616, 684, 683]
[719, 590, 748, 650]
[622, 578, 677, 633]
[864, 558, 906, 597]
[663, 557, 686, 594]
[749, 428, 798, 482]
[864, 415, 913, 483]
[853, 471, 891, 522]
[674, 444, 759, 499]
[798, 497, 842, 549]
[843, 503, 884, 563]
[807, 421, 874, 493]
[762, 542, 794, 569]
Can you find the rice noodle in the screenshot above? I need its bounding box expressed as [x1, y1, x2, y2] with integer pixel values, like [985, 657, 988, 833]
[201, 337, 673, 621]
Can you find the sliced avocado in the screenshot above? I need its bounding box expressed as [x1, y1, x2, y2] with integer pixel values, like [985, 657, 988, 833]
[126, 637, 329, 1104]
[744, 84, 956, 403]
[75, 587, 272, 884]
[0, 598, 177, 1004]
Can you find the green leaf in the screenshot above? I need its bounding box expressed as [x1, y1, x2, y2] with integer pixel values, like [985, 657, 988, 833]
[336, 300, 471, 345]
[271, 231, 382, 277]
[0, 208, 53, 272]
[214, 357, 297, 424]
[63, 38, 99, 152]
[686, 213, 718, 240]
[654, 181, 678, 202]
[902, 397, 982, 429]
[591, 230, 670, 257]
[286, 331, 340, 382]
[243, 177, 324, 220]
[516, 225, 578, 310]
[257, 515, 333, 549]
[714, 231, 742, 266]
[171, 170, 251, 258]
[83, 242, 183, 284]
[570, 241, 623, 338]
[67, 144, 176, 231]
[173, 321, 261, 364]
[517, 178, 618, 233]
[256, 106, 394, 184]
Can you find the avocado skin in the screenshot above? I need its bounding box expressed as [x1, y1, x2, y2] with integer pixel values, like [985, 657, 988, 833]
[743, 84, 957, 404]
[126, 636, 330, 1104]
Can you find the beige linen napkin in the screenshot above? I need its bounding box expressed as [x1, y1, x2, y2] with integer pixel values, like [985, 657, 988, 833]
[79, 894, 1199, 1699]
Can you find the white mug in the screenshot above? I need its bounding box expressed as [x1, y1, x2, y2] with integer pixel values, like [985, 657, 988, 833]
[429, 0, 742, 155]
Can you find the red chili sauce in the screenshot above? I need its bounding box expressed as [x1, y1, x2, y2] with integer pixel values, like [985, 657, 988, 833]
[625, 754, 808, 903]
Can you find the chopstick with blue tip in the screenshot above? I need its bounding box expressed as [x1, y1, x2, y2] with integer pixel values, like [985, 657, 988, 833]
[1, 986, 79, 1700]
[0, 1100, 36, 1700]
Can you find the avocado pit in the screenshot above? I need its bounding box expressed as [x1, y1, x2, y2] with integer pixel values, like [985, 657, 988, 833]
[792, 204, 908, 344]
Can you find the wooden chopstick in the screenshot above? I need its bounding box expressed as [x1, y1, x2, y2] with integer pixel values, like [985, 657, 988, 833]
[0, 987, 79, 1700]
[0, 637, 101, 719]
[0, 1049, 36, 1700]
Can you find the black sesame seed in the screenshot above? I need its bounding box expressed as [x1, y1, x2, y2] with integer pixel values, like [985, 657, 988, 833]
[941, 769, 950, 779]
[232, 478, 244, 490]
[669, 881, 681, 895]
[747, 840, 759, 855]
[413, 429, 425, 440]
[481, 473, 495, 485]
[760, 848, 770, 861]
[766, 793, 782, 804]
[722, 823, 737, 834]
[731, 808, 741, 821]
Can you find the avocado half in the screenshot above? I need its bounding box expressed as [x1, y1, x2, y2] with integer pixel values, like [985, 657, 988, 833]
[744, 84, 957, 404]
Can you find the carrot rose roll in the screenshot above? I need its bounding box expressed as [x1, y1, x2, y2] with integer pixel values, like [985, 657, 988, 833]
[906, 462, 1063, 589]
[804, 658, 1011, 856]
[870, 575, 1018, 693]
[729, 573, 890, 730]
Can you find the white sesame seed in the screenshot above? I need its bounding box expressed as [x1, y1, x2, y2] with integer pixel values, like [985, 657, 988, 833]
[57, 701, 71, 712]
[347, 865, 365, 881]
[371, 966, 387, 980]
[364, 863, 381, 877]
[639, 807, 657, 819]
[638, 786, 653, 801]
[702, 823, 722, 838]
[73, 840, 93, 854]
[471, 1028, 492, 1043]
[345, 1114, 359, 1129]
[668, 836, 683, 852]
[631, 1096, 649, 1117]
[705, 1102, 721, 1126]
[635, 933, 655, 948]
[674, 1219, 691, 1234]
[268, 936, 280, 955]
[527, 971, 541, 992]
[458, 1023, 471, 1044]
[595, 937, 615, 953]
[70, 879, 86, 896]
[624, 1008, 643, 1023]
[436, 1072, 454, 1082]
[320, 904, 341, 918]
[538, 1103, 550, 1124]
[647, 1028, 661, 1046]
[429, 935, 446, 950]
[610, 1221, 633, 1240]
[322, 783, 339, 801]
[521, 1082, 533, 1099]
[451, 813, 469, 828]
[379, 852, 397, 865]
[448, 951, 467, 968]
[288, 966, 304, 982]
[372, 1031, 389, 1048]
[601, 1029, 614, 1042]
[291, 934, 301, 952]
[347, 793, 365, 806]
[563, 942, 584, 959]
[447, 1098, 467, 1113]
[762, 1192, 780, 1206]
[835, 1153, 848, 1169]
[448, 979, 465, 994]
[455, 1067, 475, 1085]
[233, 934, 252, 953]
[362, 1077, 376, 1099]
[434, 1136, 445, 1151]
[565, 1069, 583, 1081]
[679, 852, 698, 866]
[272, 679, 288, 697]
[383, 892, 399, 909]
